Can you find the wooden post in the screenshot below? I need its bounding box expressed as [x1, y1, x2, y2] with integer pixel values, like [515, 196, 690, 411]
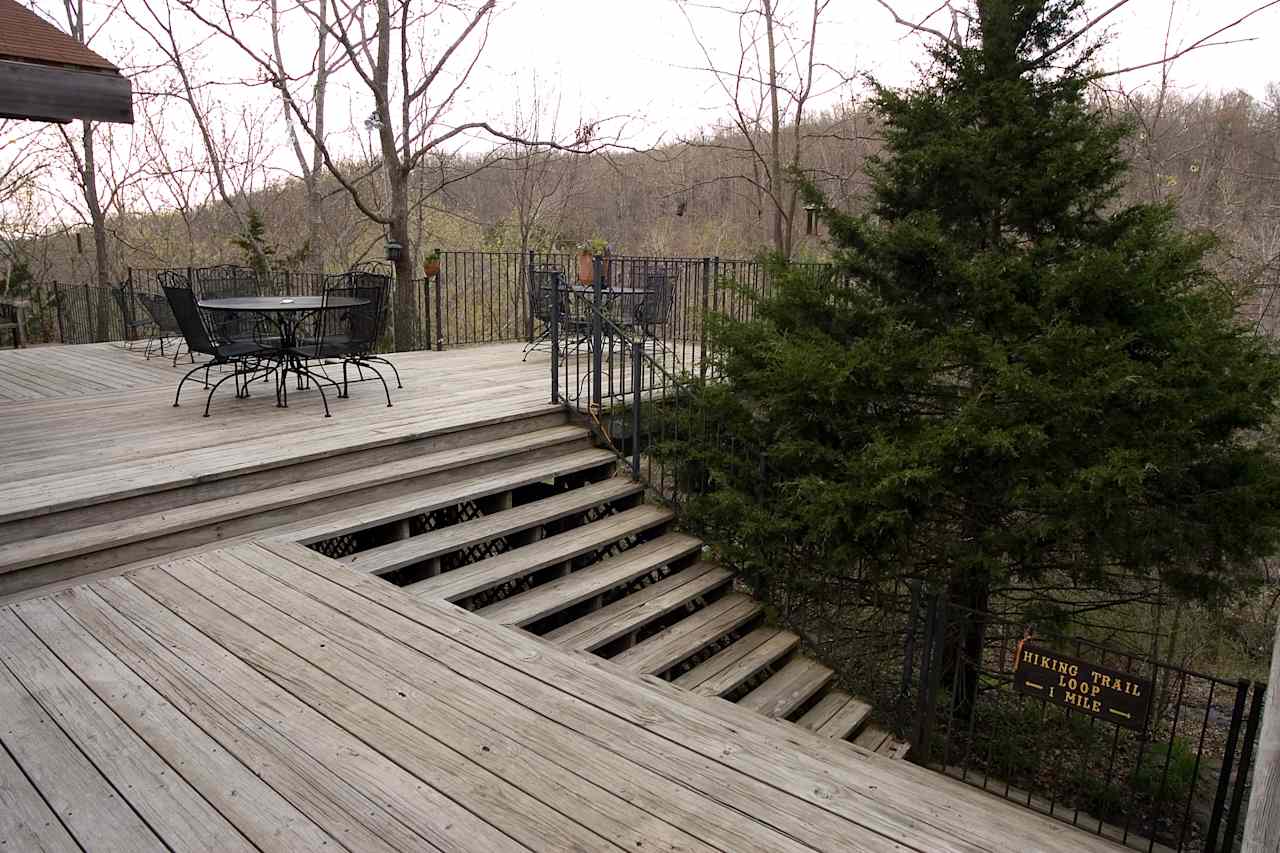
[1243, 609, 1280, 851]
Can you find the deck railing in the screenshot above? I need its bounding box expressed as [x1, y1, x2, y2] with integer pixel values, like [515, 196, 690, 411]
[548, 257, 1271, 853]
[7, 252, 808, 349]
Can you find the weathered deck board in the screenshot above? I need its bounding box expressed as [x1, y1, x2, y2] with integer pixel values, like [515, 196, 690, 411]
[1, 537, 1127, 852]
[0, 343, 557, 522]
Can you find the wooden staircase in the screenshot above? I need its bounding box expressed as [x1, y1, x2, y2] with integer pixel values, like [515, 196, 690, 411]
[0, 407, 582, 602]
[297, 441, 909, 758]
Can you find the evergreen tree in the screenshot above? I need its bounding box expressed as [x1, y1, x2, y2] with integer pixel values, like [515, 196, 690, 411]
[666, 0, 1280, 704]
[230, 208, 276, 278]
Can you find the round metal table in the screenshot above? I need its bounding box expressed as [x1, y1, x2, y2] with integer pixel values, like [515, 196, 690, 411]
[200, 295, 368, 416]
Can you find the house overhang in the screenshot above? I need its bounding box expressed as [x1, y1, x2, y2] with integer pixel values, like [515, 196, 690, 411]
[0, 57, 133, 124]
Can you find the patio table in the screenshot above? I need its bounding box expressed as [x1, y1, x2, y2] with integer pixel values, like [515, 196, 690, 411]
[200, 295, 367, 417]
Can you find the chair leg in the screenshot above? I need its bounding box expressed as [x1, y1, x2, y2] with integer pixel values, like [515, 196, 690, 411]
[351, 359, 392, 407]
[174, 360, 216, 407]
[366, 356, 402, 388]
[202, 367, 248, 417]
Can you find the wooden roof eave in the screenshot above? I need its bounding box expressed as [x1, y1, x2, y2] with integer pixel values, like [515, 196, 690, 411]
[0, 58, 133, 124]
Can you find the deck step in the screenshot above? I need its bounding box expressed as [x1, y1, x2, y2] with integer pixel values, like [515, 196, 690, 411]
[738, 657, 834, 719]
[0, 426, 596, 583]
[343, 478, 644, 576]
[607, 592, 762, 676]
[544, 563, 734, 652]
[853, 724, 892, 752]
[476, 533, 703, 627]
[284, 447, 618, 545]
[673, 627, 799, 697]
[797, 691, 873, 740]
[406, 504, 674, 602]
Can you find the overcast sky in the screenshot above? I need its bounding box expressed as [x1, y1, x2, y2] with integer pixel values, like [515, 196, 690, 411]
[8, 0, 1280, 232]
[467, 0, 1280, 146]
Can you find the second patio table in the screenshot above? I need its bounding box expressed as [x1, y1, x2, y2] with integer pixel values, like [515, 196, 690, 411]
[199, 295, 367, 417]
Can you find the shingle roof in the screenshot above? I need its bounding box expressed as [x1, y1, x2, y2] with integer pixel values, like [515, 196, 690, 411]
[0, 0, 121, 73]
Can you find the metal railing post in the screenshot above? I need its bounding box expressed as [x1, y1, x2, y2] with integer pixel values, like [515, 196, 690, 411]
[550, 269, 560, 404]
[434, 252, 445, 351]
[1224, 683, 1267, 846]
[422, 276, 432, 356]
[1205, 679, 1251, 851]
[631, 340, 642, 480]
[591, 255, 603, 413]
[699, 257, 711, 382]
[53, 281, 65, 344]
[526, 249, 536, 343]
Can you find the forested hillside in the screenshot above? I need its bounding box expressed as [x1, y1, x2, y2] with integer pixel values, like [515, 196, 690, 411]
[6, 86, 1280, 326]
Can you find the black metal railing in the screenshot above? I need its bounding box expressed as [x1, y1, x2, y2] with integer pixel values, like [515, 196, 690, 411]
[904, 591, 1267, 852]
[547, 261, 1269, 853]
[12, 252, 796, 350]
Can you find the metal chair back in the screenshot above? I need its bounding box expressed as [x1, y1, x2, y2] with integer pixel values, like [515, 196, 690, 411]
[316, 272, 390, 357]
[636, 267, 677, 328]
[160, 274, 218, 357]
[136, 291, 181, 334]
[193, 265, 259, 341]
[530, 268, 563, 324]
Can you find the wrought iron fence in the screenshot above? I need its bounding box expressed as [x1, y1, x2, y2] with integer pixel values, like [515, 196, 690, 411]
[10, 252, 801, 351]
[904, 592, 1267, 853]
[547, 260, 1270, 853]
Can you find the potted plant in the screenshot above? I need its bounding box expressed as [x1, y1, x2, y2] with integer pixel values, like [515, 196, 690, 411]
[576, 238, 610, 284]
[422, 248, 441, 278]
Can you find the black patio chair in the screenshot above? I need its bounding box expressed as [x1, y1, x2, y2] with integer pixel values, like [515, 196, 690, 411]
[112, 283, 154, 350]
[618, 266, 679, 342]
[297, 272, 396, 406]
[162, 275, 273, 417]
[193, 265, 265, 344]
[135, 290, 190, 364]
[523, 267, 566, 362]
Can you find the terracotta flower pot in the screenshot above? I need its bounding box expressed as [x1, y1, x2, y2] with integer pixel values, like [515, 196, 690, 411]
[577, 252, 595, 284]
[423, 259, 440, 278]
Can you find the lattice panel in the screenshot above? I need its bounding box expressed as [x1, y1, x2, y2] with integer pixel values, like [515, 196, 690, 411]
[408, 499, 484, 537]
[458, 572, 540, 612]
[441, 535, 511, 572]
[309, 534, 358, 560]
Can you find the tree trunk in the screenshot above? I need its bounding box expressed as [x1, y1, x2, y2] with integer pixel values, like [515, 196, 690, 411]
[942, 565, 991, 722]
[81, 120, 113, 341]
[762, 0, 787, 258]
[389, 168, 416, 350]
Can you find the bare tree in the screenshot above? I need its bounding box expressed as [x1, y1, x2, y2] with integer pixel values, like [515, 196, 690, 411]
[174, 0, 617, 348]
[675, 0, 836, 258]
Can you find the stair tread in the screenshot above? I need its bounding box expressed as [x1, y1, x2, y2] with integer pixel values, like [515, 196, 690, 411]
[344, 478, 643, 576]
[853, 724, 892, 752]
[738, 656, 834, 719]
[284, 447, 617, 545]
[406, 504, 673, 602]
[476, 533, 703, 626]
[674, 627, 800, 697]
[799, 691, 873, 740]
[0, 425, 592, 573]
[608, 592, 762, 676]
[544, 563, 734, 652]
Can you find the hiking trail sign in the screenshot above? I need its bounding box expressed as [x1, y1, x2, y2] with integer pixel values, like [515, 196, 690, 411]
[1013, 643, 1152, 731]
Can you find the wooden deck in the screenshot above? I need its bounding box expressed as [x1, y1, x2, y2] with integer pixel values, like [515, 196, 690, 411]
[0, 540, 1126, 852]
[0, 341, 1136, 851]
[0, 342, 554, 524]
